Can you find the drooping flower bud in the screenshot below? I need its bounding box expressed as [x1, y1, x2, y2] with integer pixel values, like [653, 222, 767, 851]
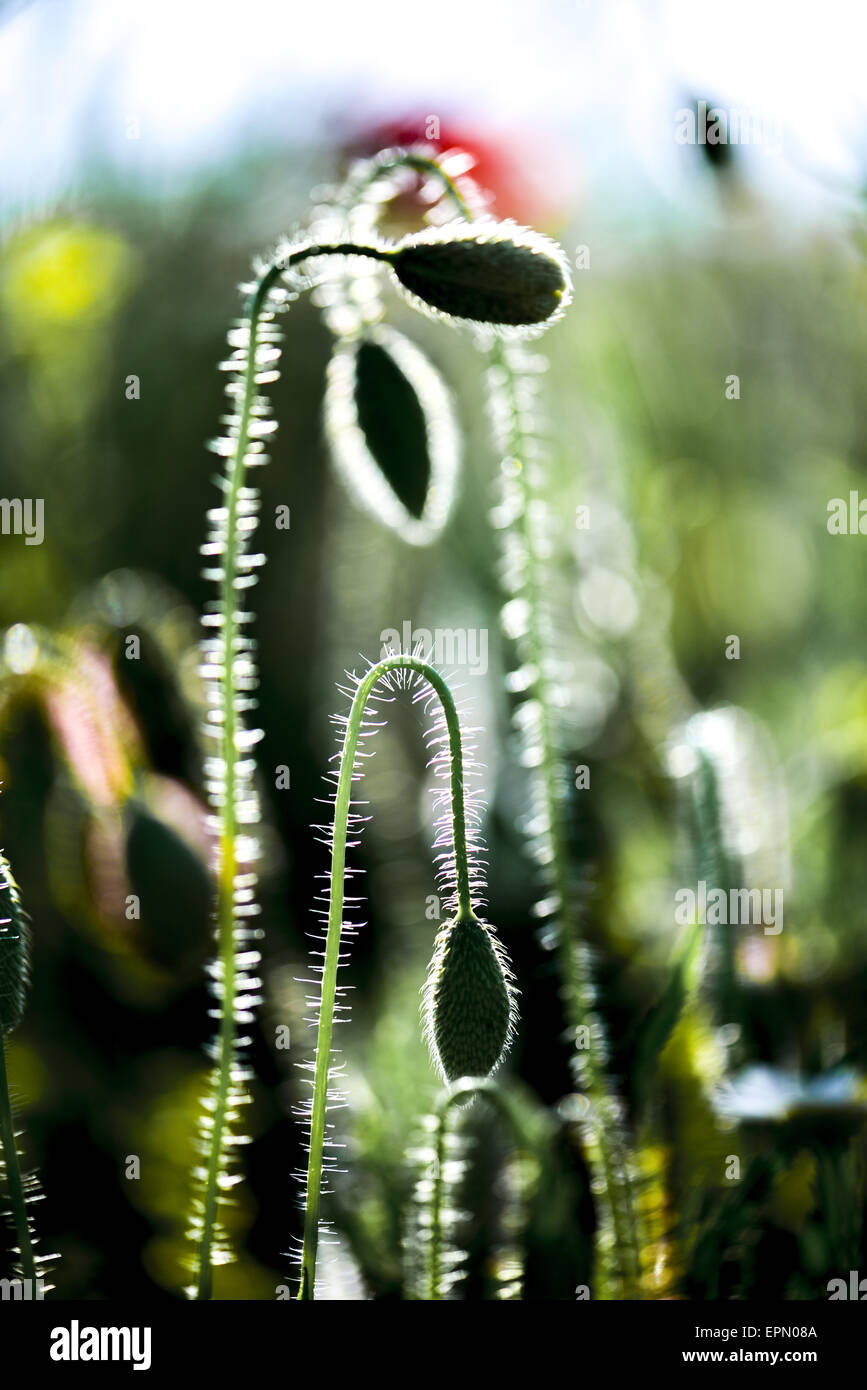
[387, 220, 571, 334]
[423, 910, 516, 1081]
[324, 325, 460, 545]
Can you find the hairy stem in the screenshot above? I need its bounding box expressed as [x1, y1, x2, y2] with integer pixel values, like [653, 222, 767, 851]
[0, 1039, 35, 1284]
[341, 151, 643, 1297]
[193, 238, 391, 1300]
[299, 655, 472, 1300]
[492, 340, 642, 1297]
[426, 1076, 528, 1300]
[495, 247, 640, 1295]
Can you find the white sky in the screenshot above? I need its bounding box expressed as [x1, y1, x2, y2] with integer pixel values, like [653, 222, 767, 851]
[0, 0, 864, 218]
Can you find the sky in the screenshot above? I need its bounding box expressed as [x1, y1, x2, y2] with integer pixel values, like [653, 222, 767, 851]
[0, 0, 864, 221]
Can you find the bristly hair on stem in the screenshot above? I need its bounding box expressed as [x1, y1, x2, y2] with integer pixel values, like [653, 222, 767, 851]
[187, 237, 401, 1299]
[185, 252, 283, 1300]
[0, 838, 54, 1292]
[487, 336, 644, 1298]
[328, 148, 644, 1297]
[406, 1075, 551, 1301]
[295, 653, 517, 1300]
[188, 208, 569, 1298]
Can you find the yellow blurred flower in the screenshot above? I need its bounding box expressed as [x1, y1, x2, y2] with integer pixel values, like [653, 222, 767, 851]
[2, 220, 133, 330]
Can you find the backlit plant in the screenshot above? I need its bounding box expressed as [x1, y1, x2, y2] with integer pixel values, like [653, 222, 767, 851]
[187, 182, 570, 1298]
[321, 147, 643, 1297]
[296, 652, 516, 1298]
[0, 138, 861, 1307]
[0, 838, 52, 1293]
[406, 1075, 552, 1301]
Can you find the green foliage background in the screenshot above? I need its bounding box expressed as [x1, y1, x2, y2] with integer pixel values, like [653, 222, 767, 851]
[0, 145, 866, 1298]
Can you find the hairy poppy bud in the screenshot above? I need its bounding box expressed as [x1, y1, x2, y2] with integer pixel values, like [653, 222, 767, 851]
[387, 220, 571, 333]
[324, 325, 460, 545]
[423, 910, 516, 1081]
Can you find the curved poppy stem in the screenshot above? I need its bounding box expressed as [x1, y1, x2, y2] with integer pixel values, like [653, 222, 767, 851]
[193, 239, 404, 1301]
[298, 654, 472, 1299]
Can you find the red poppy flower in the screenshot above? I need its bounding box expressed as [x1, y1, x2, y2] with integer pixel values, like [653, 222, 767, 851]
[340, 111, 571, 230]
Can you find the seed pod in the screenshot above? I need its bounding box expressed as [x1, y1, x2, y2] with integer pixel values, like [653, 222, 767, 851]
[324, 325, 460, 545]
[423, 910, 516, 1082]
[387, 220, 571, 333]
[0, 851, 29, 1036]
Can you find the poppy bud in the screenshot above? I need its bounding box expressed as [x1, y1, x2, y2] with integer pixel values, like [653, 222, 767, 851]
[324, 325, 459, 545]
[387, 220, 571, 333]
[423, 910, 516, 1082]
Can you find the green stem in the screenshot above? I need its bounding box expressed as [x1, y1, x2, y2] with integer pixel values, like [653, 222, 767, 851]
[816, 1142, 858, 1272]
[493, 340, 643, 1298]
[0, 1039, 35, 1285]
[353, 154, 643, 1294]
[426, 1077, 529, 1300]
[428, 1102, 448, 1301]
[340, 153, 644, 1295]
[195, 267, 272, 1302]
[194, 237, 396, 1301]
[298, 654, 472, 1300]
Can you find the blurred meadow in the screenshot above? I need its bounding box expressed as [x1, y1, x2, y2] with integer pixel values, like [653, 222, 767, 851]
[0, 0, 866, 1301]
